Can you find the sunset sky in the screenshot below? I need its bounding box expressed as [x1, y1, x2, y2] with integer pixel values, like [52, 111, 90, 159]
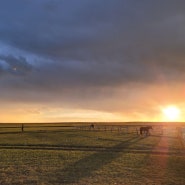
[1, 0, 185, 122]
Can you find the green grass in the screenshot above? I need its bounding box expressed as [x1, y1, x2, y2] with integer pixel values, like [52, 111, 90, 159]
[0, 130, 161, 150]
[0, 150, 185, 185]
[0, 124, 184, 185]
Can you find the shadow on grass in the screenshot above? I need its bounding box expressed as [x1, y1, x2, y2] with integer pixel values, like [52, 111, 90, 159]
[0, 131, 22, 134]
[50, 136, 146, 184]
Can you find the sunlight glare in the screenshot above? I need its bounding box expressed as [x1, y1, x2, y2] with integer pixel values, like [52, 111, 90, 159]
[162, 106, 180, 121]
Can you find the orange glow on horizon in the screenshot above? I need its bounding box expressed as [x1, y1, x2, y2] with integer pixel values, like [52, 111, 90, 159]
[0, 102, 185, 123]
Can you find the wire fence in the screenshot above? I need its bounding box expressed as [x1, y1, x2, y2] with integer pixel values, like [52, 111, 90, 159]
[0, 123, 165, 136]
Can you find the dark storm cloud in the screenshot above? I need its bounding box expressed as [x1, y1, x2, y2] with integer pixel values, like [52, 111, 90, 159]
[1, 0, 185, 105]
[0, 55, 33, 75]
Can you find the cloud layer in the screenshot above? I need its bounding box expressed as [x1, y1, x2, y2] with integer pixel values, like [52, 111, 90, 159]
[0, 0, 185, 121]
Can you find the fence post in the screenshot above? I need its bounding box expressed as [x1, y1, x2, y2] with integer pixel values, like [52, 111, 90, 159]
[104, 126, 106, 131]
[21, 124, 24, 132]
[136, 128, 139, 135]
[177, 127, 185, 147]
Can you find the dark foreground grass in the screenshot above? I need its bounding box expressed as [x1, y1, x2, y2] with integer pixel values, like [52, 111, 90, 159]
[0, 149, 185, 185]
[0, 127, 184, 185]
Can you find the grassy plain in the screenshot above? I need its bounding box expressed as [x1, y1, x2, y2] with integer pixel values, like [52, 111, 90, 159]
[0, 123, 184, 185]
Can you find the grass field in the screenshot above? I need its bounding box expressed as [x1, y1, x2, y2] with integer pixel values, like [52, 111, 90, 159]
[0, 123, 185, 185]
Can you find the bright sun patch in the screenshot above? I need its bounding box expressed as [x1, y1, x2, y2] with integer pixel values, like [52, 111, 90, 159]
[162, 106, 180, 121]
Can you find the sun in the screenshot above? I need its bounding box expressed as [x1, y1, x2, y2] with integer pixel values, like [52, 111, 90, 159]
[162, 106, 181, 121]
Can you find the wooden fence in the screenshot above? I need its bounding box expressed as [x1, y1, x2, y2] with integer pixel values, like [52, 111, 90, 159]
[0, 123, 164, 135]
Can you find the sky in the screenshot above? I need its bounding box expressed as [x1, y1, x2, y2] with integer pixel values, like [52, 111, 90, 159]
[1, 0, 185, 122]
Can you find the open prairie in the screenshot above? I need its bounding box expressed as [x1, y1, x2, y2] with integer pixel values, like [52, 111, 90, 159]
[0, 123, 185, 185]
